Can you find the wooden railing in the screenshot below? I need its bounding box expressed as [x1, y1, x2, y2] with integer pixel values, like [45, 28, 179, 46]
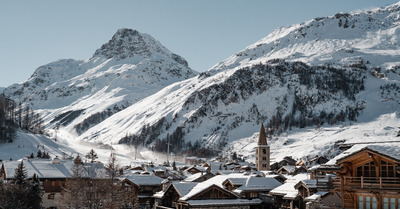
[333, 176, 400, 190]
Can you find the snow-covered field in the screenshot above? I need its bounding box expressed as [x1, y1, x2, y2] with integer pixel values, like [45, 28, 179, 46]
[0, 129, 176, 167]
[229, 112, 400, 164]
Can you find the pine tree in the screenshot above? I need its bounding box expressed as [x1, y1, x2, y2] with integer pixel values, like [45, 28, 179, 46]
[27, 173, 43, 209]
[85, 149, 99, 163]
[12, 161, 28, 186]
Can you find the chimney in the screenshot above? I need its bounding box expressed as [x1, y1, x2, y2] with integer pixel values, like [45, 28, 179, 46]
[52, 156, 61, 164]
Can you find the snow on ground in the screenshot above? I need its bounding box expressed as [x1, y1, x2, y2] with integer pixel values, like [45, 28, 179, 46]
[0, 129, 173, 167]
[228, 112, 400, 164]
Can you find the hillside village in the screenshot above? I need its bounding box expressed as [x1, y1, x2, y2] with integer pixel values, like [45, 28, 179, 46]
[1, 1, 400, 209]
[1, 125, 399, 209]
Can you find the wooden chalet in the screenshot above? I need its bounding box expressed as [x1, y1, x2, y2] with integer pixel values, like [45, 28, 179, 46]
[331, 145, 400, 209]
[154, 174, 264, 209]
[277, 165, 307, 175]
[1, 157, 106, 209]
[122, 174, 164, 208]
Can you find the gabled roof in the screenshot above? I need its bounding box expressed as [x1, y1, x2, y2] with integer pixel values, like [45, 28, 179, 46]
[174, 182, 199, 197]
[234, 176, 282, 193]
[270, 173, 309, 200]
[123, 174, 164, 186]
[327, 144, 400, 165]
[180, 173, 249, 201]
[183, 172, 215, 182]
[3, 159, 105, 179]
[294, 179, 317, 190]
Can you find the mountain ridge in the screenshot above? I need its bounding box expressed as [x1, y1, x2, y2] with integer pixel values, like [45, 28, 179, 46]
[4, 28, 197, 133]
[73, 2, 400, 161]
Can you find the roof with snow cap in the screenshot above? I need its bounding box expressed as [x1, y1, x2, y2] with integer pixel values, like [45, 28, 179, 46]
[326, 143, 400, 165]
[269, 173, 310, 200]
[123, 173, 164, 186]
[2, 158, 105, 179]
[234, 176, 282, 193]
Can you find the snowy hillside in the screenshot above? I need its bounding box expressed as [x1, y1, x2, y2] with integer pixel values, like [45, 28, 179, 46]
[4, 29, 197, 135]
[0, 130, 169, 166]
[210, 2, 400, 74]
[73, 2, 400, 161]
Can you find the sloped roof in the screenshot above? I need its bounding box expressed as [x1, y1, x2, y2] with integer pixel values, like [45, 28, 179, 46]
[174, 182, 199, 197]
[3, 159, 105, 179]
[124, 173, 164, 186]
[234, 176, 282, 193]
[270, 173, 309, 200]
[304, 191, 328, 202]
[180, 173, 249, 201]
[326, 143, 400, 165]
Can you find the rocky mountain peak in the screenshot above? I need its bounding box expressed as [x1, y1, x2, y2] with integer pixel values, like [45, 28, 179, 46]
[92, 28, 188, 67]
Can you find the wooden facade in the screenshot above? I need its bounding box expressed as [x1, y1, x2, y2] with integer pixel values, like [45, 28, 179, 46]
[333, 148, 400, 209]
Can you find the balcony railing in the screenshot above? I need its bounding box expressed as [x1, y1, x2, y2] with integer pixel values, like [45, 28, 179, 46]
[333, 176, 400, 190]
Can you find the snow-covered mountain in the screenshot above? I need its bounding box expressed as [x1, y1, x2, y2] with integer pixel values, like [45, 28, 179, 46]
[4, 28, 197, 134]
[73, 2, 400, 161]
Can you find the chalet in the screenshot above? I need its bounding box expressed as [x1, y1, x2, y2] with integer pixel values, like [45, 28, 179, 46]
[177, 174, 262, 209]
[328, 144, 400, 209]
[154, 173, 266, 209]
[233, 176, 282, 200]
[271, 156, 297, 171]
[122, 173, 164, 208]
[1, 157, 105, 209]
[269, 173, 310, 209]
[184, 165, 209, 175]
[277, 165, 307, 175]
[153, 182, 198, 208]
[183, 172, 215, 183]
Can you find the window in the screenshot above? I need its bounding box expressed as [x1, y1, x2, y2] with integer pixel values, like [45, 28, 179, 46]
[51, 180, 56, 186]
[358, 195, 377, 209]
[262, 149, 266, 154]
[262, 157, 267, 161]
[48, 193, 55, 199]
[356, 161, 376, 177]
[381, 160, 398, 178]
[383, 197, 400, 209]
[262, 164, 266, 168]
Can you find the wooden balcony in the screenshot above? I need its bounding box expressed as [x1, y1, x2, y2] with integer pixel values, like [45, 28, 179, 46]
[333, 176, 400, 191]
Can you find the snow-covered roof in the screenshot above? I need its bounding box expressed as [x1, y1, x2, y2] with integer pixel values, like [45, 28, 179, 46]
[183, 172, 203, 182]
[234, 176, 282, 193]
[187, 198, 262, 206]
[3, 159, 105, 179]
[269, 173, 309, 200]
[326, 143, 400, 165]
[123, 174, 164, 186]
[304, 191, 328, 202]
[180, 173, 248, 201]
[174, 182, 199, 197]
[279, 166, 296, 173]
[295, 179, 317, 189]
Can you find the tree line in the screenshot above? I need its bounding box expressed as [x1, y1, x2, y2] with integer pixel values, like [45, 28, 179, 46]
[0, 93, 44, 143]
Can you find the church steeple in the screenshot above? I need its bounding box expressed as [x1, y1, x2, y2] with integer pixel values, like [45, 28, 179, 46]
[258, 123, 267, 146]
[255, 124, 270, 171]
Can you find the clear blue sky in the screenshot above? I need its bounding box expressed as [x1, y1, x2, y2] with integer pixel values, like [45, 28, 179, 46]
[0, 0, 398, 87]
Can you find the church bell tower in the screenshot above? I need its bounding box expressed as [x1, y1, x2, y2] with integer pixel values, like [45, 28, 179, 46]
[255, 124, 270, 171]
